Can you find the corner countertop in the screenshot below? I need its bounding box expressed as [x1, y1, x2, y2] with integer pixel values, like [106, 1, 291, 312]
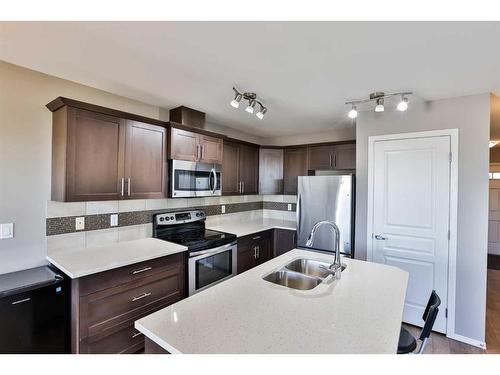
[46, 238, 187, 279]
[206, 218, 296, 237]
[135, 249, 409, 354]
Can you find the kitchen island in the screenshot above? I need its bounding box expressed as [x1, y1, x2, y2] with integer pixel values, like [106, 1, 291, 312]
[135, 249, 408, 354]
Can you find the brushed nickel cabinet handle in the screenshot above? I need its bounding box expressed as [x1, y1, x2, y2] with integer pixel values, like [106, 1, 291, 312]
[253, 246, 257, 259]
[132, 331, 143, 339]
[127, 178, 131, 196]
[329, 154, 332, 167]
[257, 245, 260, 258]
[132, 292, 151, 302]
[121, 177, 125, 197]
[333, 153, 337, 168]
[132, 266, 152, 275]
[12, 298, 31, 305]
[252, 236, 261, 240]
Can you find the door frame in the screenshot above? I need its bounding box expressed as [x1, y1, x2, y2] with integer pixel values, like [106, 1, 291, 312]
[366, 128, 459, 341]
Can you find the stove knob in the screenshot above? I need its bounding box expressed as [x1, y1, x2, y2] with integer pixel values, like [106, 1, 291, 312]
[170, 216, 174, 220]
[165, 217, 170, 221]
[159, 217, 164, 222]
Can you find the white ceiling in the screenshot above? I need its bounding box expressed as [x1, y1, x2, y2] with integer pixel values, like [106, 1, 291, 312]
[1, 22, 499, 138]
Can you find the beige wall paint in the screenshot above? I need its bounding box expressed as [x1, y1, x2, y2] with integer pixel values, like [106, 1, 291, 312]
[355, 94, 490, 344]
[262, 126, 356, 146]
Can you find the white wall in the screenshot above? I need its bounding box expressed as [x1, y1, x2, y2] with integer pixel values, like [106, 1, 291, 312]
[355, 94, 490, 344]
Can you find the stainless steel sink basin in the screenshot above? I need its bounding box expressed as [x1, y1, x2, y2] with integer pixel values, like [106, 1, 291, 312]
[284, 258, 346, 278]
[262, 270, 322, 290]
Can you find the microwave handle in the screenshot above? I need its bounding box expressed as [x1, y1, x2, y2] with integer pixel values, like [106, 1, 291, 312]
[211, 168, 217, 194]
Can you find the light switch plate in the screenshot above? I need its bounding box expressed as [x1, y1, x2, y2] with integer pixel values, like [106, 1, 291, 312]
[75, 217, 85, 231]
[221, 205, 226, 214]
[0, 223, 14, 239]
[110, 214, 118, 227]
[288, 204, 292, 211]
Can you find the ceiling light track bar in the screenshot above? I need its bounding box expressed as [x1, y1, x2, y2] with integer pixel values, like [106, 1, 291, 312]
[345, 91, 413, 105]
[231, 87, 268, 119]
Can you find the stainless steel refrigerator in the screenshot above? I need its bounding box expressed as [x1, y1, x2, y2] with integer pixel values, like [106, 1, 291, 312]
[296, 175, 354, 257]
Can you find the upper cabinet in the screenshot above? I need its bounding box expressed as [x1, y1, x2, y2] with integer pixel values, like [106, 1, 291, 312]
[169, 127, 223, 164]
[283, 147, 308, 195]
[222, 140, 259, 195]
[308, 142, 356, 171]
[48, 98, 167, 202]
[259, 148, 284, 195]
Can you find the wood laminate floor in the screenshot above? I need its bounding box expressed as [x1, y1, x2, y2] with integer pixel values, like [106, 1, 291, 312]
[403, 269, 500, 354]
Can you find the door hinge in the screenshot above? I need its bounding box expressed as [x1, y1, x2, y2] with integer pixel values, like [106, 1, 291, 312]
[445, 308, 448, 318]
[449, 152, 452, 163]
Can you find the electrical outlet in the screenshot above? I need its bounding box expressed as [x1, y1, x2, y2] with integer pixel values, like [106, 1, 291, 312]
[288, 204, 292, 211]
[221, 205, 226, 214]
[110, 214, 118, 227]
[75, 217, 85, 231]
[0, 223, 14, 239]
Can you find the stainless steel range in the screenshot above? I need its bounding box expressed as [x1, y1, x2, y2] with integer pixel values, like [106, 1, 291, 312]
[153, 210, 237, 296]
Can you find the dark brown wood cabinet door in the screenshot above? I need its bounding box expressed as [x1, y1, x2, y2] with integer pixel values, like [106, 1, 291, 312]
[256, 238, 273, 265]
[333, 143, 356, 170]
[199, 134, 223, 164]
[124, 120, 167, 199]
[222, 140, 240, 195]
[238, 144, 259, 195]
[283, 147, 308, 195]
[308, 145, 334, 170]
[66, 108, 125, 201]
[170, 128, 198, 161]
[237, 242, 258, 274]
[274, 229, 296, 257]
[259, 148, 284, 194]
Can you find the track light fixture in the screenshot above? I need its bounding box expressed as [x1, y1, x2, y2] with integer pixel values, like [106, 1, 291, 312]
[345, 91, 412, 118]
[230, 87, 268, 120]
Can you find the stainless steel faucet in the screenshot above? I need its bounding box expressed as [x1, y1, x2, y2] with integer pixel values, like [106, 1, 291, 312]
[305, 220, 343, 279]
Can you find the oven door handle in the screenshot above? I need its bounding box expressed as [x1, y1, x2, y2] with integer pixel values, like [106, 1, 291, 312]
[189, 242, 235, 258]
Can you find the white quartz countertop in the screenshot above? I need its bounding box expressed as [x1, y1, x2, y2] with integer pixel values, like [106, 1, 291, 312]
[207, 218, 296, 237]
[135, 249, 408, 354]
[46, 238, 187, 279]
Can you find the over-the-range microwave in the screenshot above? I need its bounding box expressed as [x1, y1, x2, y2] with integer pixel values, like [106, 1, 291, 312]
[169, 160, 222, 197]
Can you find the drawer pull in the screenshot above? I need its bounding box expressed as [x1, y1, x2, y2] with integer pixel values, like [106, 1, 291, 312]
[12, 298, 31, 305]
[132, 292, 151, 302]
[132, 266, 152, 275]
[132, 331, 143, 339]
[252, 236, 261, 240]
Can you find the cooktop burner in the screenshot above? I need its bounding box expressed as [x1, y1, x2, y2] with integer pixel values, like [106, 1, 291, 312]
[153, 210, 237, 252]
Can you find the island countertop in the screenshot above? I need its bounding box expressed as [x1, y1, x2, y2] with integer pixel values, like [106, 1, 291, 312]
[206, 217, 296, 237]
[135, 249, 408, 354]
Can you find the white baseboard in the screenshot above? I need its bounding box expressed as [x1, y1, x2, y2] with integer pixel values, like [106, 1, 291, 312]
[447, 333, 486, 349]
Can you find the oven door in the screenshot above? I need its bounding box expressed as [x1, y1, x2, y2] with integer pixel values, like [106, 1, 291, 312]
[188, 242, 237, 296]
[171, 160, 222, 197]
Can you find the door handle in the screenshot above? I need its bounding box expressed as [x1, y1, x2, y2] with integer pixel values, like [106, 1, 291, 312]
[210, 168, 217, 194]
[132, 266, 152, 275]
[11, 298, 31, 305]
[333, 153, 337, 168]
[374, 234, 388, 240]
[121, 177, 125, 197]
[200, 145, 204, 160]
[132, 331, 143, 339]
[329, 154, 332, 167]
[253, 246, 257, 259]
[127, 177, 131, 196]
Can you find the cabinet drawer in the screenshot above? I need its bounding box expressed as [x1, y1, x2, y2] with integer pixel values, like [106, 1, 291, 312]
[238, 230, 272, 247]
[79, 253, 185, 296]
[86, 322, 144, 354]
[82, 267, 184, 336]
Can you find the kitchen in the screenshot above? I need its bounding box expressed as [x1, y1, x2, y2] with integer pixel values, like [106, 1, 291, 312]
[0, 15, 498, 365]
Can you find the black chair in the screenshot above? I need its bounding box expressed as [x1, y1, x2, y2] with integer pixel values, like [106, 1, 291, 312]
[397, 290, 441, 354]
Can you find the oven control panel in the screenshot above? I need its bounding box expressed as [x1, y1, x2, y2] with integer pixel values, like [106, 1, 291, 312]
[155, 210, 205, 225]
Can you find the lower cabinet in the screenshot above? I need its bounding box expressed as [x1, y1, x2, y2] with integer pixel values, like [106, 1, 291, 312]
[70, 252, 186, 354]
[237, 229, 296, 274]
[237, 230, 273, 274]
[273, 229, 297, 257]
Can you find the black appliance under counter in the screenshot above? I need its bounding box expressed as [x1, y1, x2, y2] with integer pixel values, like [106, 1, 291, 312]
[0, 266, 68, 354]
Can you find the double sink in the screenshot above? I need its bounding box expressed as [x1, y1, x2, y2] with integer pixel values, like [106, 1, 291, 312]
[263, 258, 346, 290]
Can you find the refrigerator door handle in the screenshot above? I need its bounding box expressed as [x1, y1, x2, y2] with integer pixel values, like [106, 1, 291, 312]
[296, 193, 301, 235]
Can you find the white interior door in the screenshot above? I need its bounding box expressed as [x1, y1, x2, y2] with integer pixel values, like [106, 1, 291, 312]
[370, 135, 451, 333]
[488, 164, 500, 255]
